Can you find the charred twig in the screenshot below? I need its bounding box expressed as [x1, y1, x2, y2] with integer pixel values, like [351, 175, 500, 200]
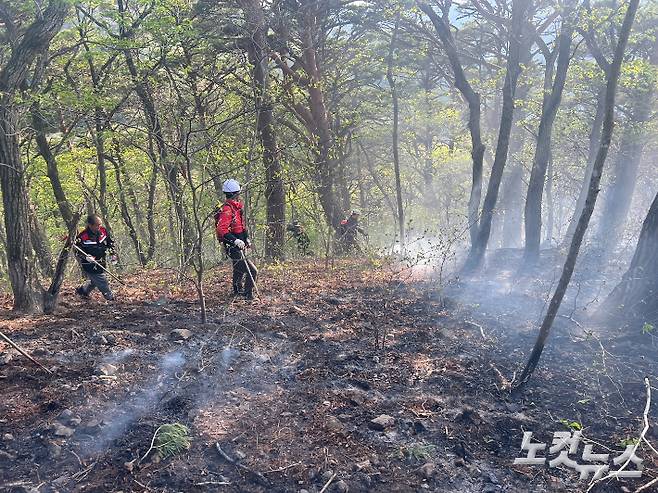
[0, 330, 52, 374]
[139, 425, 165, 464]
[265, 461, 303, 474]
[215, 443, 271, 488]
[466, 320, 486, 339]
[71, 461, 97, 482]
[636, 476, 658, 492]
[319, 472, 337, 493]
[490, 363, 512, 391]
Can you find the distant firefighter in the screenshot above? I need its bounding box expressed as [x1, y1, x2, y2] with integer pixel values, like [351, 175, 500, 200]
[287, 221, 311, 255]
[336, 210, 368, 254]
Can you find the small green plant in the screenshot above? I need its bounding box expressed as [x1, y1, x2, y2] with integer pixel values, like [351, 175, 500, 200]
[153, 423, 191, 459]
[559, 419, 583, 431]
[619, 437, 640, 447]
[642, 323, 655, 335]
[577, 398, 591, 405]
[399, 442, 437, 462]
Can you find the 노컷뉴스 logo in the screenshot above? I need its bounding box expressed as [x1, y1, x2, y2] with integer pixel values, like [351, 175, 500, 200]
[513, 431, 643, 480]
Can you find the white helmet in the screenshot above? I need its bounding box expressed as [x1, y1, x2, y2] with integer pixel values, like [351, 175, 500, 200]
[222, 179, 241, 193]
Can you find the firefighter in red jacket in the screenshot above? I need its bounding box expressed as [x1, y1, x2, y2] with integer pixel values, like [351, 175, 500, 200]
[75, 214, 116, 300]
[215, 179, 257, 299]
[337, 210, 367, 254]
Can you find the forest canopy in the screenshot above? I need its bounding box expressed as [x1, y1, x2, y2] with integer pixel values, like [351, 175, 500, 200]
[0, 0, 655, 319]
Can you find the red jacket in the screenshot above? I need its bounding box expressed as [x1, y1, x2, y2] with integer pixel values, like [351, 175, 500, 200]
[76, 226, 114, 273]
[215, 199, 247, 244]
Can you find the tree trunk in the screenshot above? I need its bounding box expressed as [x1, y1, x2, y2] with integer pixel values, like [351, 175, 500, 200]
[420, 58, 437, 212]
[29, 203, 54, 279]
[464, 0, 531, 271]
[544, 153, 555, 244]
[90, 107, 116, 243]
[0, 0, 69, 312]
[563, 87, 605, 244]
[603, 192, 658, 324]
[515, 0, 640, 388]
[32, 102, 76, 231]
[0, 220, 8, 272]
[359, 142, 398, 216]
[386, 15, 405, 250]
[0, 107, 42, 312]
[419, 2, 485, 246]
[145, 163, 158, 263]
[304, 41, 343, 229]
[110, 153, 147, 266]
[243, 1, 286, 261]
[595, 84, 654, 251]
[43, 213, 82, 314]
[118, 0, 192, 262]
[496, 39, 533, 249]
[272, 2, 343, 231]
[337, 156, 351, 214]
[523, 20, 574, 264]
[259, 100, 286, 259]
[500, 160, 525, 248]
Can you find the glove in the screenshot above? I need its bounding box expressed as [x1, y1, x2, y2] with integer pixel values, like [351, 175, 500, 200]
[233, 239, 246, 250]
[85, 255, 96, 263]
[246, 238, 252, 248]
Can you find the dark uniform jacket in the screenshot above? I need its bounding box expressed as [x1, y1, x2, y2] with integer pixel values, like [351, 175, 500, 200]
[76, 227, 114, 273]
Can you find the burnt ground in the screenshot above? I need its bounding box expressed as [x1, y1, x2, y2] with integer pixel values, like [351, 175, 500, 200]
[0, 257, 656, 493]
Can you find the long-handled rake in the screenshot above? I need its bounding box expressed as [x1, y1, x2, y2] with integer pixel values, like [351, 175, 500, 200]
[71, 243, 126, 285]
[239, 249, 259, 299]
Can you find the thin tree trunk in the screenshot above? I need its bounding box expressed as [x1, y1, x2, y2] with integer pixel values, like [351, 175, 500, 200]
[386, 15, 405, 250]
[119, 152, 145, 233]
[500, 161, 525, 248]
[359, 141, 397, 216]
[595, 82, 654, 251]
[464, 0, 531, 271]
[32, 102, 76, 231]
[545, 153, 555, 244]
[109, 154, 147, 266]
[145, 162, 158, 262]
[523, 19, 574, 263]
[242, 0, 286, 260]
[496, 33, 534, 250]
[515, 0, 640, 388]
[0, 220, 7, 272]
[29, 203, 54, 278]
[43, 213, 82, 314]
[117, 0, 191, 262]
[90, 108, 116, 240]
[563, 88, 606, 244]
[356, 150, 367, 213]
[419, 2, 485, 246]
[337, 156, 351, 214]
[421, 57, 437, 212]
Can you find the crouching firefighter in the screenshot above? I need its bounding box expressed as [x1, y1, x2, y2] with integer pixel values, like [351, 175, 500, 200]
[75, 214, 116, 301]
[215, 179, 258, 300]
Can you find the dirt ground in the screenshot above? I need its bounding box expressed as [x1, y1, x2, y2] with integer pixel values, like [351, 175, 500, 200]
[0, 258, 656, 493]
